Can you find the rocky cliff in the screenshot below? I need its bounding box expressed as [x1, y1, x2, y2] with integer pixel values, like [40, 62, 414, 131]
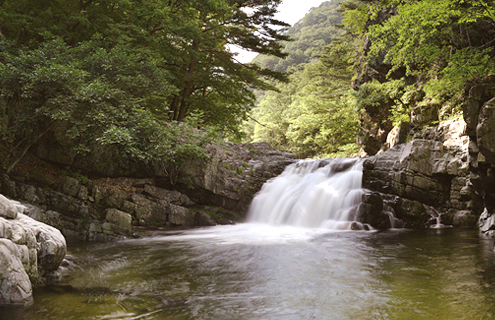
[462, 75, 495, 236]
[359, 118, 480, 228]
[359, 74, 495, 235]
[1, 142, 296, 241]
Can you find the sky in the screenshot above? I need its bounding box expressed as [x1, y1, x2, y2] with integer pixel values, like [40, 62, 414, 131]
[233, 0, 329, 63]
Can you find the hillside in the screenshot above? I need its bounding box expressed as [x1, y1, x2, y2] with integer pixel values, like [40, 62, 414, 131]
[252, 0, 344, 72]
[245, 0, 358, 158]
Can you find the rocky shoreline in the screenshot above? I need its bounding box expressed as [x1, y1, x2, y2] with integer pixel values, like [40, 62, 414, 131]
[0, 141, 297, 307]
[0, 195, 66, 306]
[1, 142, 297, 242]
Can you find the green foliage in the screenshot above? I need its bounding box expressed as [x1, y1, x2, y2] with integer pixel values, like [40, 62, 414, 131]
[0, 38, 209, 171]
[0, 0, 293, 172]
[247, 30, 360, 158]
[0, 0, 291, 144]
[343, 0, 495, 113]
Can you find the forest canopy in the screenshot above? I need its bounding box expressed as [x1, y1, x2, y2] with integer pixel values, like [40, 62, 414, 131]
[245, 0, 495, 158]
[2, 0, 495, 167]
[0, 0, 291, 172]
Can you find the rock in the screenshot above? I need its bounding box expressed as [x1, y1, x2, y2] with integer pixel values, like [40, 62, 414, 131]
[193, 211, 216, 227]
[171, 142, 297, 217]
[144, 185, 194, 206]
[61, 176, 80, 198]
[462, 75, 495, 235]
[105, 208, 132, 229]
[0, 195, 17, 219]
[0, 239, 33, 307]
[385, 122, 409, 150]
[362, 118, 476, 228]
[169, 205, 195, 226]
[130, 194, 156, 221]
[0, 195, 67, 306]
[452, 210, 478, 227]
[357, 192, 390, 228]
[476, 97, 495, 162]
[105, 189, 127, 209]
[479, 208, 495, 234]
[3, 140, 297, 234]
[131, 179, 154, 188]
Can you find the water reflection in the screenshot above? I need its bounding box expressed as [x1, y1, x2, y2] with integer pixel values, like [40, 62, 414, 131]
[1, 226, 495, 320]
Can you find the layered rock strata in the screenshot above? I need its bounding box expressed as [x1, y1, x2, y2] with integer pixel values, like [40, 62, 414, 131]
[462, 75, 495, 236]
[2, 142, 296, 241]
[360, 118, 480, 228]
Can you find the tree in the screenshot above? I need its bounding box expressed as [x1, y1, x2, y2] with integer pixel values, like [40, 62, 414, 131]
[249, 33, 360, 158]
[0, 0, 292, 172]
[0, 39, 209, 174]
[0, 0, 291, 136]
[342, 0, 495, 119]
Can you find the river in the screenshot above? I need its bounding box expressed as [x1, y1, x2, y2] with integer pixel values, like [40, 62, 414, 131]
[2, 159, 495, 319]
[2, 225, 495, 319]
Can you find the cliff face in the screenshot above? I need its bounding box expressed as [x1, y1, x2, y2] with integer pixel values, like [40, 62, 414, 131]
[359, 75, 495, 234]
[1, 142, 296, 241]
[462, 76, 495, 236]
[359, 118, 480, 228]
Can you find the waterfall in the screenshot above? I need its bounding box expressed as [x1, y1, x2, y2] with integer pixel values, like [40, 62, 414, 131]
[247, 158, 369, 230]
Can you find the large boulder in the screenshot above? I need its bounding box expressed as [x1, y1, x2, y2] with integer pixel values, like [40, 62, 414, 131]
[163, 142, 297, 217]
[0, 195, 66, 307]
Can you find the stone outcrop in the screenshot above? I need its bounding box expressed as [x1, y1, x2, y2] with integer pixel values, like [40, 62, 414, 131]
[173, 142, 297, 215]
[0, 195, 66, 307]
[360, 118, 480, 228]
[2, 142, 296, 241]
[462, 75, 495, 236]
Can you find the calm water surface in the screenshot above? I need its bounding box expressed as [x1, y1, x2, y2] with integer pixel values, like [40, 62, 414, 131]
[2, 225, 495, 320]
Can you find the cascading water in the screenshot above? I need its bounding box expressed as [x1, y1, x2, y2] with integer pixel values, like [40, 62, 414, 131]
[247, 158, 370, 230]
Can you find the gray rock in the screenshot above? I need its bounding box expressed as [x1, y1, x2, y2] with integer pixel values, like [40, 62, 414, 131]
[144, 185, 194, 206]
[61, 177, 80, 197]
[363, 118, 476, 228]
[131, 194, 156, 221]
[105, 189, 127, 209]
[0, 194, 17, 219]
[105, 208, 132, 230]
[0, 239, 33, 307]
[194, 211, 216, 226]
[479, 208, 495, 233]
[169, 204, 195, 226]
[0, 195, 66, 306]
[477, 97, 495, 162]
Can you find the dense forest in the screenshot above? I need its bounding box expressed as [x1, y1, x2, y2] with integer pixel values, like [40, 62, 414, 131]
[0, 0, 290, 173]
[1, 0, 495, 169]
[245, 0, 495, 158]
[245, 0, 359, 158]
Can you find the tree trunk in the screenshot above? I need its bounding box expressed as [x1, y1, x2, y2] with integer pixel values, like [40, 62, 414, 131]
[5, 123, 53, 174]
[170, 95, 179, 120]
[176, 41, 198, 122]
